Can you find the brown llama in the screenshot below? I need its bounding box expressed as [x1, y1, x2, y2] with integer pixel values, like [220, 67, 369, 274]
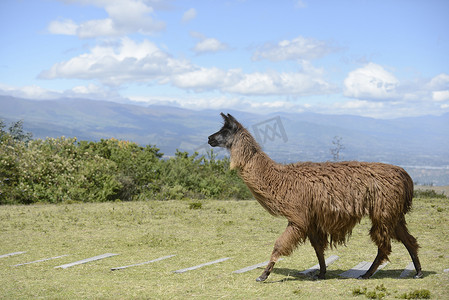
[208, 113, 423, 282]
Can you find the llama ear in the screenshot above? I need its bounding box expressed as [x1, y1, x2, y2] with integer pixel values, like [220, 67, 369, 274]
[226, 114, 241, 130]
[226, 114, 238, 124]
[220, 113, 239, 130]
[220, 112, 228, 121]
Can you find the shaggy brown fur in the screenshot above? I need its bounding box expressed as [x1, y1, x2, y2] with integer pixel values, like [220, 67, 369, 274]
[208, 113, 423, 282]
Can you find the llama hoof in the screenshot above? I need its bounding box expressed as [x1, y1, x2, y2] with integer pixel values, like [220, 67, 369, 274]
[357, 275, 370, 280]
[256, 275, 267, 282]
[312, 273, 325, 280]
[414, 271, 423, 279]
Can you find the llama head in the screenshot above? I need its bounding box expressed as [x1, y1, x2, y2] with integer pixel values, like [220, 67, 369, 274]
[208, 113, 241, 149]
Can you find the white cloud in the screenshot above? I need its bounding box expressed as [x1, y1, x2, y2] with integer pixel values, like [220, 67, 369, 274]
[0, 84, 60, 100]
[335, 99, 384, 110]
[77, 19, 118, 38]
[432, 90, 449, 102]
[190, 32, 228, 54]
[344, 63, 399, 100]
[426, 73, 449, 103]
[177, 96, 242, 111]
[0, 83, 123, 101]
[427, 73, 449, 90]
[39, 38, 192, 85]
[171, 66, 335, 96]
[193, 38, 228, 54]
[182, 8, 197, 22]
[69, 83, 111, 97]
[253, 35, 337, 61]
[49, 0, 165, 38]
[104, 0, 164, 35]
[171, 67, 236, 91]
[337, 70, 449, 117]
[225, 69, 334, 96]
[48, 19, 78, 35]
[39, 36, 335, 98]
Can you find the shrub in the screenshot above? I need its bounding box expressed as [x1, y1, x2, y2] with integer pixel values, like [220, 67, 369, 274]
[352, 285, 388, 299]
[152, 150, 251, 200]
[189, 202, 203, 210]
[414, 189, 447, 199]
[78, 139, 163, 200]
[399, 289, 431, 299]
[1, 137, 123, 204]
[1, 120, 252, 204]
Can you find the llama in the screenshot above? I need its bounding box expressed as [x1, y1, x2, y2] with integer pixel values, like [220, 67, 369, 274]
[208, 113, 423, 282]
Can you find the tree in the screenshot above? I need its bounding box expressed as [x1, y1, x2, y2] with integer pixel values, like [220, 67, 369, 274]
[8, 120, 32, 143]
[330, 136, 345, 161]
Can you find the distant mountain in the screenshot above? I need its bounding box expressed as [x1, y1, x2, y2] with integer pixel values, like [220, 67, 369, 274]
[1, 95, 449, 185]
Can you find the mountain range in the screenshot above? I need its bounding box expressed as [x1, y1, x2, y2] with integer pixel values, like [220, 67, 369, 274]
[1, 95, 448, 185]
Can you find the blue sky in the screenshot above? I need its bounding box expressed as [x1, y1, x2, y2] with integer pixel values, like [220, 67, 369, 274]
[1, 0, 448, 118]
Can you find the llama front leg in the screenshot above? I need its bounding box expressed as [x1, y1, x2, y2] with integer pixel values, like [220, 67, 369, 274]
[308, 230, 328, 279]
[256, 261, 276, 282]
[257, 223, 302, 282]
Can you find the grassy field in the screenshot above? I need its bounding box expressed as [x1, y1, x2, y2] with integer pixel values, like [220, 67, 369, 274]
[1, 196, 448, 299]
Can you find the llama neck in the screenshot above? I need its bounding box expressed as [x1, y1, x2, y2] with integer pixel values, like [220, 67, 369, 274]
[229, 128, 277, 194]
[229, 128, 268, 170]
[228, 127, 285, 216]
[236, 149, 281, 216]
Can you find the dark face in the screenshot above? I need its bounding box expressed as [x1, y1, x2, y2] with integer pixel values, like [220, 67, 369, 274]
[208, 113, 239, 149]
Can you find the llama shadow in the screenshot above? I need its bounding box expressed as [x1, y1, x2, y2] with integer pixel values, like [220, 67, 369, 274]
[264, 267, 436, 283]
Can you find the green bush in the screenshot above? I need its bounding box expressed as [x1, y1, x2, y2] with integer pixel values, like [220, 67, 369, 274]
[153, 150, 251, 200]
[414, 189, 447, 199]
[352, 285, 388, 299]
[1, 137, 123, 204]
[78, 139, 163, 200]
[189, 201, 203, 210]
[0, 120, 252, 204]
[399, 289, 431, 299]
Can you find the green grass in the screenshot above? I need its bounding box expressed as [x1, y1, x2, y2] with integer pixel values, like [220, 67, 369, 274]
[1, 197, 448, 299]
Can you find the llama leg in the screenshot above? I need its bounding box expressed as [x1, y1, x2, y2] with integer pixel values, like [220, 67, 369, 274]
[308, 231, 327, 279]
[360, 224, 391, 279]
[359, 247, 389, 279]
[395, 220, 423, 278]
[257, 223, 302, 282]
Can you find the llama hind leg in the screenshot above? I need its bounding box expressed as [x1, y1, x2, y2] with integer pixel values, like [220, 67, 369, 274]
[257, 223, 303, 282]
[395, 220, 423, 278]
[360, 247, 390, 279]
[360, 225, 391, 279]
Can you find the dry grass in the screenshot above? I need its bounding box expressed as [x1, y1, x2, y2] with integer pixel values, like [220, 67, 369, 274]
[0, 196, 448, 299]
